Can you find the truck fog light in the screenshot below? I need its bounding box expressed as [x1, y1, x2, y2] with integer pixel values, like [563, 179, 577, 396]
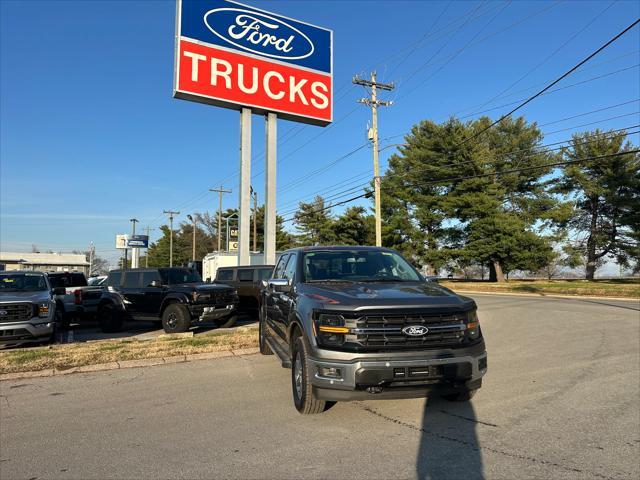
[34, 322, 53, 329]
[318, 366, 342, 379]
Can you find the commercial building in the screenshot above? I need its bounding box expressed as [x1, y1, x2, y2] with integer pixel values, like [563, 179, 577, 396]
[0, 251, 89, 274]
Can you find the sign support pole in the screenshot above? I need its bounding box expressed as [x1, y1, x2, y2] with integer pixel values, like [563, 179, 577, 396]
[238, 108, 252, 266]
[264, 112, 277, 266]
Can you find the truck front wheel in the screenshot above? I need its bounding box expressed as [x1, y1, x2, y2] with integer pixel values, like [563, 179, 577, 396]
[162, 304, 191, 333]
[98, 303, 123, 333]
[291, 336, 326, 414]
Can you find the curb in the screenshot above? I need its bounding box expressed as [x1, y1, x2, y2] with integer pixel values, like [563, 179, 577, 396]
[450, 290, 639, 302]
[0, 347, 261, 382]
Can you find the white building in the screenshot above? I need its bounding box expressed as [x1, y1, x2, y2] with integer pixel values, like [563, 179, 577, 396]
[0, 251, 89, 274]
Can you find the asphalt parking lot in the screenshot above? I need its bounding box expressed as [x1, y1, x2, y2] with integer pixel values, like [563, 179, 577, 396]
[51, 313, 259, 344]
[1, 293, 638, 480]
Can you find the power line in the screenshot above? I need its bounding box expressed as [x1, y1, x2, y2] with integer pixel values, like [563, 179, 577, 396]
[459, 64, 640, 120]
[278, 127, 639, 217]
[453, 49, 640, 117]
[281, 149, 640, 223]
[474, 0, 617, 111]
[456, 18, 640, 147]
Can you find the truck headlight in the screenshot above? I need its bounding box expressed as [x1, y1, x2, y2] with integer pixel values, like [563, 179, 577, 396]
[315, 313, 348, 347]
[465, 310, 480, 340]
[38, 303, 50, 318]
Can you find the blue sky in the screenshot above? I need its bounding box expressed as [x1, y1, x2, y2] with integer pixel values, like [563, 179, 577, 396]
[1, 0, 639, 267]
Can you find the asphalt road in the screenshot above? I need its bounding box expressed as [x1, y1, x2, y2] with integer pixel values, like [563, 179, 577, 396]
[1, 294, 638, 480]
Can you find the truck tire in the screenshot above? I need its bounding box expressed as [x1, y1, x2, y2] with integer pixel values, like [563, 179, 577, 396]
[98, 303, 123, 333]
[214, 314, 237, 329]
[162, 303, 191, 333]
[258, 308, 273, 355]
[291, 336, 326, 414]
[442, 388, 478, 402]
[57, 303, 70, 330]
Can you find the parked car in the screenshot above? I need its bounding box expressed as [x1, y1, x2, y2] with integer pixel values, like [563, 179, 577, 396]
[259, 246, 487, 414]
[215, 265, 274, 313]
[97, 267, 239, 333]
[0, 271, 64, 346]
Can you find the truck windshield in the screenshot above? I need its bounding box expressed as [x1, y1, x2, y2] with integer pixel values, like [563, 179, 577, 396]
[48, 273, 87, 288]
[0, 273, 49, 292]
[161, 269, 202, 285]
[302, 250, 421, 283]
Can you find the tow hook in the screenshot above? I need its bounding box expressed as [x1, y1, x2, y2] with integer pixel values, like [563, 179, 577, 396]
[366, 386, 383, 394]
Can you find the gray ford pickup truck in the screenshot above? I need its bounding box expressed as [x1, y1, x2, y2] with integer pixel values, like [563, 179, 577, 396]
[0, 271, 63, 346]
[259, 246, 487, 414]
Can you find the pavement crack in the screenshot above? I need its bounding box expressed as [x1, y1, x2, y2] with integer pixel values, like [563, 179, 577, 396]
[357, 402, 623, 480]
[439, 409, 499, 427]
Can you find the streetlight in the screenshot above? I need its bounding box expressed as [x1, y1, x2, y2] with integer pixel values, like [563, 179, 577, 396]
[187, 214, 196, 261]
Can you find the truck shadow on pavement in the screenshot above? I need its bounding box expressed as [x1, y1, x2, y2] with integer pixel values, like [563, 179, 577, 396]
[416, 396, 484, 480]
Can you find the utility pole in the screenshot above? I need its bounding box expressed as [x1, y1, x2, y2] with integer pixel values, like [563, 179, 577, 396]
[210, 186, 232, 252]
[88, 242, 95, 276]
[353, 71, 394, 247]
[250, 186, 258, 252]
[129, 218, 139, 268]
[163, 210, 180, 267]
[144, 226, 154, 268]
[187, 214, 197, 261]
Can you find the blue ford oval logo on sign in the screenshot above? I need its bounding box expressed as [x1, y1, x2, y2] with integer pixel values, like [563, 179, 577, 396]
[402, 325, 429, 337]
[204, 8, 315, 61]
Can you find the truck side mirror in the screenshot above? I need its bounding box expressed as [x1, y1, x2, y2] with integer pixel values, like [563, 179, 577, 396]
[52, 287, 66, 296]
[268, 278, 291, 293]
[149, 280, 162, 287]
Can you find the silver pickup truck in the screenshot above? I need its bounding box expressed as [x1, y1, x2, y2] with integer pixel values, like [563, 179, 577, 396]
[0, 271, 63, 346]
[47, 272, 101, 327]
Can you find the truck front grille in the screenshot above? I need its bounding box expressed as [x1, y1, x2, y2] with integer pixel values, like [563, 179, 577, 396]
[0, 303, 34, 323]
[213, 290, 236, 305]
[342, 311, 470, 351]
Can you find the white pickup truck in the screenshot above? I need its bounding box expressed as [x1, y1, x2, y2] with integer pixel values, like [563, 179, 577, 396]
[46, 272, 102, 328]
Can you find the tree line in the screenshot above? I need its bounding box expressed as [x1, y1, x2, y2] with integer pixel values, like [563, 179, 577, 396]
[146, 116, 638, 281]
[293, 117, 639, 281]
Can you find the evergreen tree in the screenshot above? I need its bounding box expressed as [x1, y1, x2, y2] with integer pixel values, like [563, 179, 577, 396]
[293, 196, 336, 246]
[554, 129, 639, 279]
[382, 116, 566, 281]
[334, 206, 375, 246]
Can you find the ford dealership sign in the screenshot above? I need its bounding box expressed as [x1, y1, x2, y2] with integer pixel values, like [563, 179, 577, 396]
[174, 0, 333, 126]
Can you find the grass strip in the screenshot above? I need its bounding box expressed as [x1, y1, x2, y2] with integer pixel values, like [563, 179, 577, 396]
[0, 327, 258, 374]
[440, 279, 639, 298]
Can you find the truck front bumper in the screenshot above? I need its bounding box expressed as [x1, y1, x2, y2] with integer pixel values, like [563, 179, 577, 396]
[0, 320, 55, 346]
[191, 304, 236, 322]
[308, 344, 487, 401]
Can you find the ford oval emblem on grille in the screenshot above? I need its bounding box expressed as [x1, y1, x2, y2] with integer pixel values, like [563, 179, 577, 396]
[402, 325, 429, 336]
[0, 310, 7, 316]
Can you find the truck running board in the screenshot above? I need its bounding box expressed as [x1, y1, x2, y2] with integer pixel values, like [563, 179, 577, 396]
[265, 336, 291, 369]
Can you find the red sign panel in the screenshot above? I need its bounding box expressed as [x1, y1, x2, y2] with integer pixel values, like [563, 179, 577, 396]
[175, 39, 332, 126]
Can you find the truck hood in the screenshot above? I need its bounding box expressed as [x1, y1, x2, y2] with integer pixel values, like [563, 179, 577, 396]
[0, 291, 51, 303]
[301, 282, 474, 310]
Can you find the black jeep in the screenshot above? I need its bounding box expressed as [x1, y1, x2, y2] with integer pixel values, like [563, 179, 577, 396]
[97, 267, 238, 333]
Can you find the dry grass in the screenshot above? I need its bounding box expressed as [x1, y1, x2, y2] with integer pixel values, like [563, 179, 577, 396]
[440, 279, 640, 298]
[0, 327, 258, 374]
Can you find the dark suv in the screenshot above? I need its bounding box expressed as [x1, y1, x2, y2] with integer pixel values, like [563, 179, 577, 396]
[215, 265, 274, 313]
[97, 268, 238, 333]
[259, 246, 487, 414]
